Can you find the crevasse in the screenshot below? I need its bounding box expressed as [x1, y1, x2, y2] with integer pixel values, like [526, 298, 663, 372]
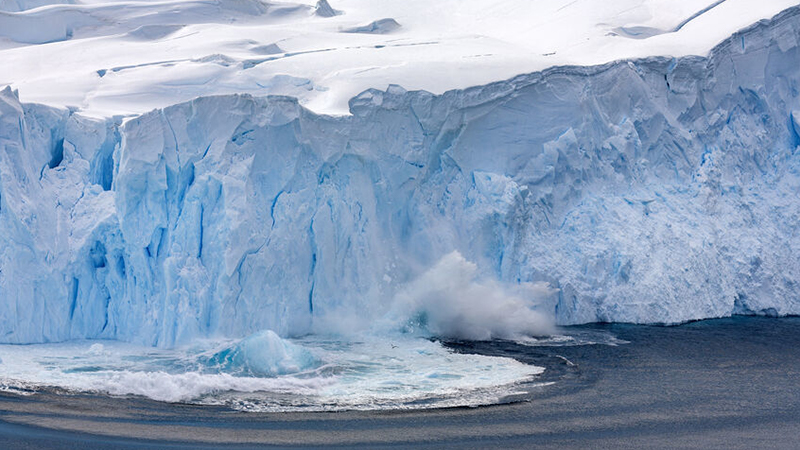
[1, 7, 800, 346]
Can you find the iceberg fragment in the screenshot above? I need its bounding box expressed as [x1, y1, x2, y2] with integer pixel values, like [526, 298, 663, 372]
[206, 330, 318, 377]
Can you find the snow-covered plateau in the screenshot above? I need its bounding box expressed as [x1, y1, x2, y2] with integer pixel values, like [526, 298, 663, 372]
[1, 1, 800, 347]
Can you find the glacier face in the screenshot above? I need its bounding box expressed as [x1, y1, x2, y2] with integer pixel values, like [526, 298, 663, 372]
[1, 7, 800, 346]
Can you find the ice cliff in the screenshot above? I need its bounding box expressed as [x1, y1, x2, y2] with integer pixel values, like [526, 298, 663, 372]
[1, 7, 800, 346]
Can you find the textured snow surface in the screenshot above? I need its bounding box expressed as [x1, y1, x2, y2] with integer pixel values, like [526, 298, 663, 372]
[0, 0, 797, 117]
[1, 5, 800, 346]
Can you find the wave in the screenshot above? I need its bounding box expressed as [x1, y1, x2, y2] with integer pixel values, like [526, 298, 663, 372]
[0, 333, 542, 411]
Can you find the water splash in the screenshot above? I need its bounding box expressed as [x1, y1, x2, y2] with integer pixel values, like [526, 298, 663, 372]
[389, 251, 557, 340]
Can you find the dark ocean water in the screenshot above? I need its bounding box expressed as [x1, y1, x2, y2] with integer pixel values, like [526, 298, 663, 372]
[1, 316, 799, 449]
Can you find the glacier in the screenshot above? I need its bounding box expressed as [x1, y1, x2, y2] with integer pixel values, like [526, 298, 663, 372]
[1, 6, 800, 347]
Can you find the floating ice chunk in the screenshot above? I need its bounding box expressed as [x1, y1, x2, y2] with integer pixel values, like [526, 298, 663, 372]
[206, 330, 317, 377]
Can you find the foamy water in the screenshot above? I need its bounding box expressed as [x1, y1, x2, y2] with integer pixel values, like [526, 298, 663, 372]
[0, 334, 544, 412]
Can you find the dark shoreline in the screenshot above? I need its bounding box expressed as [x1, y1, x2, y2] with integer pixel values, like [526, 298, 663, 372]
[2, 316, 800, 449]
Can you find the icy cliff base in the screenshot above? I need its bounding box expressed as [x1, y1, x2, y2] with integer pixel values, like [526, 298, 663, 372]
[2, 7, 800, 346]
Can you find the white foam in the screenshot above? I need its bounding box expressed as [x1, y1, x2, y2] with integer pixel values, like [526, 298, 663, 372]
[83, 371, 328, 403]
[516, 330, 630, 347]
[389, 251, 557, 340]
[0, 334, 541, 411]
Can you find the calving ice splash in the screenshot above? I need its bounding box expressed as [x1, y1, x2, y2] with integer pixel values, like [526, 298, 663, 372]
[387, 252, 556, 341]
[2, 0, 800, 409]
[0, 333, 543, 411]
[0, 249, 555, 410]
[0, 257, 551, 411]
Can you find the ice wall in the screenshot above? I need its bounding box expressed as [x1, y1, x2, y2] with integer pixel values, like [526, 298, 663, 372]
[1, 7, 800, 346]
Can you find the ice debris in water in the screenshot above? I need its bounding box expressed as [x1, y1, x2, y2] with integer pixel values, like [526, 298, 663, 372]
[205, 330, 318, 377]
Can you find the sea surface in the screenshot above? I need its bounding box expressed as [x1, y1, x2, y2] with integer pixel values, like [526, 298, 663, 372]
[0, 316, 799, 449]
